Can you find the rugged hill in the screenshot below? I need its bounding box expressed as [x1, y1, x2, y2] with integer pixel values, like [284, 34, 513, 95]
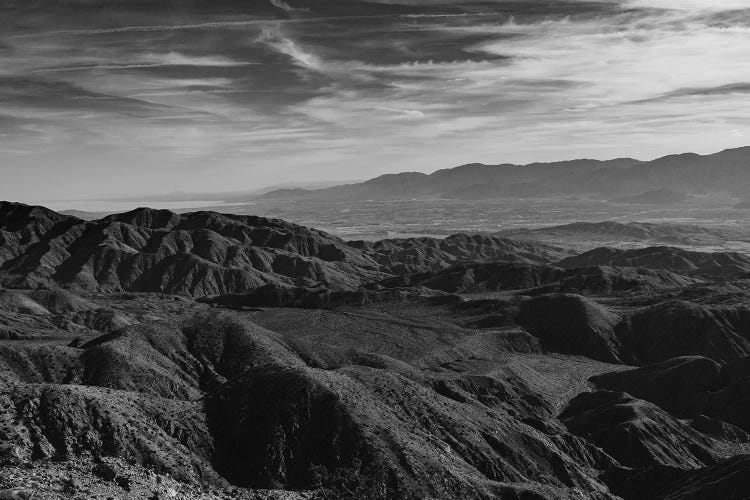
[0, 202, 388, 295]
[561, 390, 726, 469]
[517, 294, 623, 363]
[0, 202, 575, 297]
[514, 290, 750, 365]
[592, 356, 750, 434]
[557, 246, 750, 277]
[0, 297, 629, 499]
[5, 201, 750, 498]
[379, 262, 696, 295]
[350, 233, 571, 274]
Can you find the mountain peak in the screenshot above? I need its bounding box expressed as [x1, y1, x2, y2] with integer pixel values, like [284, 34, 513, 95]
[103, 207, 182, 229]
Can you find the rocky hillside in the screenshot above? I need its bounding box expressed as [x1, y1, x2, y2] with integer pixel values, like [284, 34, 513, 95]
[558, 246, 750, 277]
[0, 298, 627, 500]
[378, 262, 696, 295]
[350, 233, 571, 274]
[0, 202, 574, 297]
[516, 291, 750, 365]
[4, 202, 750, 498]
[0, 202, 389, 295]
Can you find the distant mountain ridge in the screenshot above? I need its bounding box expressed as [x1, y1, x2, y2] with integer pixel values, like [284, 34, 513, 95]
[260, 146, 750, 201]
[261, 158, 640, 200]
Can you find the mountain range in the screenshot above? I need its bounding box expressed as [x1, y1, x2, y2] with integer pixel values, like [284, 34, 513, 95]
[0, 202, 570, 296]
[5, 201, 750, 498]
[259, 146, 750, 201]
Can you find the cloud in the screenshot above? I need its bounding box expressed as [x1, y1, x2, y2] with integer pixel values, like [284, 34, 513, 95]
[636, 83, 750, 103]
[3, 0, 750, 201]
[34, 52, 255, 73]
[258, 27, 325, 72]
[269, 0, 309, 13]
[376, 107, 426, 118]
[625, 0, 750, 11]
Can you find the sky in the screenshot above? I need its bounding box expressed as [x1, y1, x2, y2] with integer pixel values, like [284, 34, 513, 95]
[2, 0, 750, 203]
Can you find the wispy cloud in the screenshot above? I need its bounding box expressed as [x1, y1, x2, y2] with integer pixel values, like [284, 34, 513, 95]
[2, 0, 750, 201]
[269, 0, 309, 13]
[625, 0, 750, 11]
[34, 52, 256, 73]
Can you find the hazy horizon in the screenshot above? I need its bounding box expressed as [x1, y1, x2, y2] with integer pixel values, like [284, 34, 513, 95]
[15, 143, 750, 209]
[4, 0, 750, 202]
